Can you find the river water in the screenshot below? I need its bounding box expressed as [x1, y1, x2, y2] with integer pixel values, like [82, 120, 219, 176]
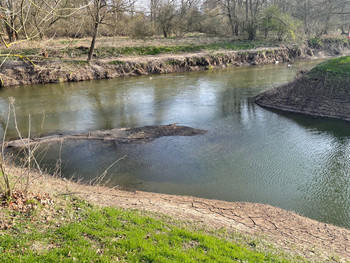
[2, 59, 350, 228]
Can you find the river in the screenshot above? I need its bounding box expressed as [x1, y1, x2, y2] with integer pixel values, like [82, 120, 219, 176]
[2, 58, 350, 229]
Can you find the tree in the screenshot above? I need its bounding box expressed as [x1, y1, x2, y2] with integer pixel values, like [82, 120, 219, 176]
[85, 0, 135, 62]
[262, 5, 301, 41]
[155, 0, 177, 38]
[0, 0, 79, 46]
[29, 0, 75, 40]
[177, 0, 202, 34]
[223, 0, 239, 36]
[244, 0, 267, 40]
[0, 0, 20, 42]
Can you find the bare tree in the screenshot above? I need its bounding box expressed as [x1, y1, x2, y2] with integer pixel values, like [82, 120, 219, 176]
[155, 0, 177, 38]
[0, 0, 82, 47]
[0, 0, 20, 42]
[29, 0, 76, 40]
[85, 0, 135, 62]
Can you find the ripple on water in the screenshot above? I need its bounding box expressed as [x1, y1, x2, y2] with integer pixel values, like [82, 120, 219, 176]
[5, 59, 350, 229]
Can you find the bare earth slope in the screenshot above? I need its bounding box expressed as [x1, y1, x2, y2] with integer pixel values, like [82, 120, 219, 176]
[254, 57, 350, 122]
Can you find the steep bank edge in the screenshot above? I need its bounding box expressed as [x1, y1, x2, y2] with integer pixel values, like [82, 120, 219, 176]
[254, 59, 350, 122]
[0, 46, 311, 87]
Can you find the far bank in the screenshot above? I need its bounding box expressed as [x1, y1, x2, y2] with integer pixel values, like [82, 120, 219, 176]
[1, 37, 350, 87]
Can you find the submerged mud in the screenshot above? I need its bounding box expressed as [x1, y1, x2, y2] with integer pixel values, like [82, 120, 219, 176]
[6, 124, 206, 148]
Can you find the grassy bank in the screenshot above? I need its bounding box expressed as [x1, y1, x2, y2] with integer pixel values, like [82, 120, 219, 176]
[0, 194, 306, 262]
[309, 56, 350, 78]
[4, 35, 348, 62]
[307, 56, 350, 92]
[69, 41, 263, 58]
[6, 39, 269, 60]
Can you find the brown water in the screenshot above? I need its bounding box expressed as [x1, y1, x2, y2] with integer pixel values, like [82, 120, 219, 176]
[3, 59, 350, 228]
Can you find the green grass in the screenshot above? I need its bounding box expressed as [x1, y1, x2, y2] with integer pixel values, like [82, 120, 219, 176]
[309, 55, 350, 85]
[16, 48, 40, 56]
[0, 197, 307, 262]
[61, 59, 89, 66]
[310, 56, 350, 77]
[94, 41, 260, 58]
[108, 60, 126, 65]
[0, 39, 277, 61]
[66, 42, 259, 59]
[307, 56, 350, 93]
[0, 48, 40, 56]
[59, 40, 78, 45]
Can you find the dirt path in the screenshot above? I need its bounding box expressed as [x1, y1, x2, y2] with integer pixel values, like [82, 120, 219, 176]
[29, 173, 350, 262]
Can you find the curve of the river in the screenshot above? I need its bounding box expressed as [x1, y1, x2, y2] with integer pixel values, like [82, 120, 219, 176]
[2, 58, 350, 229]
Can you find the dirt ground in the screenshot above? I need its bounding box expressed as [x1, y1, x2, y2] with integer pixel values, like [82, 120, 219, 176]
[22, 170, 350, 263]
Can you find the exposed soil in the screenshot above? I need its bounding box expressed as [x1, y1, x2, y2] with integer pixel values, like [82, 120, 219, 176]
[0, 46, 318, 87]
[254, 71, 350, 121]
[5, 124, 206, 148]
[2, 40, 350, 88]
[23, 171, 350, 263]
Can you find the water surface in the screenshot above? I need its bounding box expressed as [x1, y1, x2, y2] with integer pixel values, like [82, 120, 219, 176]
[2, 59, 350, 228]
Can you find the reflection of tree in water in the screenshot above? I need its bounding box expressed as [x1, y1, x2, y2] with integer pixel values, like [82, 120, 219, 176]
[148, 74, 204, 124]
[219, 88, 257, 122]
[0, 89, 63, 139]
[299, 138, 350, 228]
[87, 90, 117, 130]
[0, 98, 9, 137]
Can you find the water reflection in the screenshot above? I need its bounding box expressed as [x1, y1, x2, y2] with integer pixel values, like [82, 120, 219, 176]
[266, 108, 350, 138]
[4, 59, 350, 228]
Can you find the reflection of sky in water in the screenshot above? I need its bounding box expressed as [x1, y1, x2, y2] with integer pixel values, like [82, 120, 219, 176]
[4, 59, 350, 228]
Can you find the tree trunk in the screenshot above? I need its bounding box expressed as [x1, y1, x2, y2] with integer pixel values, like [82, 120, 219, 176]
[245, 0, 249, 23]
[88, 21, 99, 62]
[228, 13, 236, 36]
[248, 24, 256, 40]
[226, 0, 239, 36]
[163, 28, 168, 38]
[5, 19, 16, 43]
[234, 23, 239, 36]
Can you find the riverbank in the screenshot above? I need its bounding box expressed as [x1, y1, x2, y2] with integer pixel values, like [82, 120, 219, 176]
[0, 189, 304, 262]
[1, 167, 348, 262]
[254, 56, 350, 121]
[0, 47, 299, 87]
[1, 37, 350, 87]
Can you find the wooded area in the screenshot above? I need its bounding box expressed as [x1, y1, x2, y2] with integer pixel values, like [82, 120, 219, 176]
[0, 0, 349, 61]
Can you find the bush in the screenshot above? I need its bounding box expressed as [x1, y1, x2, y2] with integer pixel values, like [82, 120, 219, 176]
[131, 17, 156, 39]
